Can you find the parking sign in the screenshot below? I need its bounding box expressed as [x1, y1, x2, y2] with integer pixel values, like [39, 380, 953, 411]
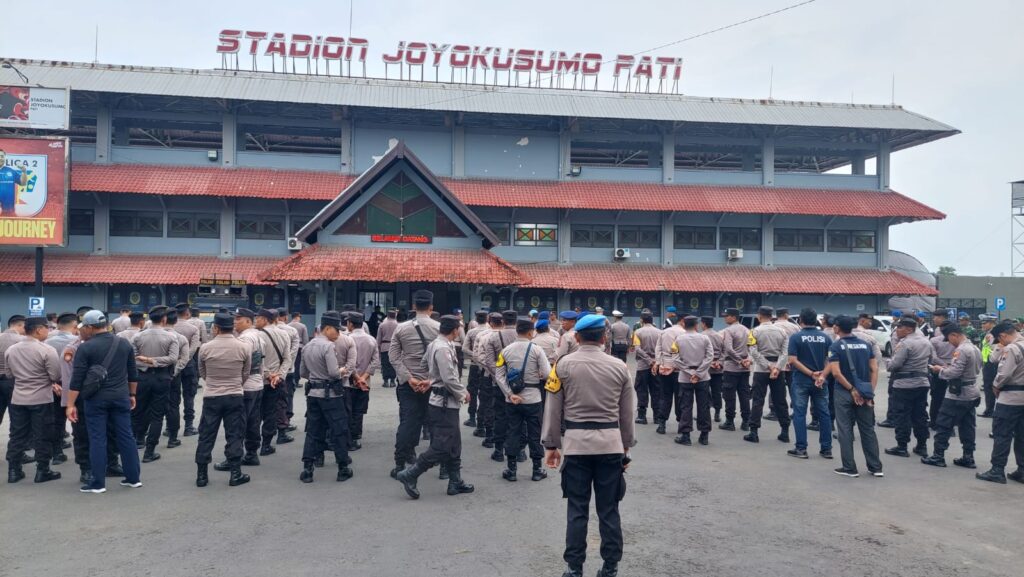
[995, 297, 1006, 311]
[28, 296, 45, 316]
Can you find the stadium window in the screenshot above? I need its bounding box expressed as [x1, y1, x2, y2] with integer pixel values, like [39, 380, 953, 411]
[237, 214, 285, 240]
[618, 225, 661, 249]
[514, 223, 558, 247]
[827, 230, 874, 253]
[720, 227, 761, 250]
[68, 209, 94, 235]
[168, 212, 220, 239]
[674, 226, 716, 249]
[110, 210, 163, 237]
[486, 222, 511, 245]
[775, 228, 824, 252]
[852, 230, 876, 253]
[571, 224, 615, 248]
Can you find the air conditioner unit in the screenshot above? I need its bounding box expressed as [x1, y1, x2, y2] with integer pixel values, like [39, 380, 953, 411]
[287, 237, 304, 251]
[727, 248, 744, 260]
[614, 247, 631, 260]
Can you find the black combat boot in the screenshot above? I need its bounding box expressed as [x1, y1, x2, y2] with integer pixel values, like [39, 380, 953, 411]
[719, 419, 735, 431]
[517, 449, 527, 463]
[135, 436, 145, 449]
[596, 562, 619, 577]
[743, 427, 759, 443]
[167, 435, 181, 448]
[390, 459, 406, 479]
[885, 443, 910, 457]
[51, 451, 67, 465]
[473, 427, 487, 438]
[877, 419, 894, 428]
[777, 426, 790, 443]
[229, 464, 251, 486]
[674, 433, 691, 446]
[348, 439, 362, 452]
[502, 459, 517, 482]
[142, 447, 161, 463]
[241, 452, 260, 466]
[183, 422, 198, 436]
[439, 462, 449, 480]
[34, 462, 61, 483]
[921, 449, 946, 467]
[79, 467, 93, 485]
[196, 464, 209, 487]
[531, 460, 547, 481]
[740, 419, 750, 431]
[213, 459, 232, 471]
[953, 453, 976, 469]
[8, 463, 25, 484]
[698, 431, 709, 445]
[975, 467, 1007, 484]
[655, 422, 666, 434]
[490, 445, 504, 462]
[714, 409, 721, 423]
[912, 441, 928, 457]
[314, 453, 325, 468]
[635, 410, 647, 425]
[446, 468, 474, 496]
[1008, 467, 1024, 483]
[106, 460, 124, 477]
[259, 437, 276, 456]
[336, 464, 353, 482]
[464, 415, 477, 428]
[300, 462, 315, 483]
[765, 409, 778, 421]
[276, 430, 294, 444]
[481, 430, 495, 448]
[396, 462, 426, 499]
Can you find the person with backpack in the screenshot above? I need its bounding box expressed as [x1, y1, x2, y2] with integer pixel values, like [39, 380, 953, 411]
[495, 319, 551, 482]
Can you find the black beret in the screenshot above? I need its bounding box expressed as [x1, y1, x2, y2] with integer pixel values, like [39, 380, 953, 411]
[174, 303, 190, 312]
[516, 319, 534, 333]
[235, 308, 256, 320]
[488, 312, 504, 323]
[439, 315, 460, 334]
[24, 316, 48, 331]
[475, 310, 488, 322]
[897, 318, 918, 329]
[213, 313, 235, 330]
[413, 290, 434, 305]
[757, 306, 774, 317]
[502, 310, 518, 324]
[148, 306, 168, 317]
[932, 309, 949, 317]
[775, 308, 789, 315]
[347, 312, 364, 323]
[723, 307, 740, 317]
[257, 308, 276, 321]
[320, 314, 342, 328]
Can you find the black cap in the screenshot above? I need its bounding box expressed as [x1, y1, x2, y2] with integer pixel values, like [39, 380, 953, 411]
[475, 310, 488, 322]
[24, 316, 48, 331]
[775, 308, 789, 316]
[943, 325, 963, 341]
[413, 290, 434, 306]
[897, 318, 918, 329]
[213, 313, 235, 330]
[516, 319, 534, 333]
[502, 310, 518, 325]
[174, 303, 189, 313]
[488, 312, 503, 324]
[320, 313, 342, 329]
[835, 315, 857, 332]
[991, 322, 1017, 339]
[723, 307, 740, 317]
[149, 305, 168, 317]
[347, 312, 364, 324]
[235, 308, 255, 320]
[757, 306, 774, 317]
[932, 309, 949, 318]
[257, 308, 276, 321]
[439, 315, 460, 334]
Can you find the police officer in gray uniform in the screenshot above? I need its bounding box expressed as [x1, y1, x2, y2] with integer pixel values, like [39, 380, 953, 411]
[746, 306, 790, 444]
[608, 311, 632, 363]
[922, 325, 982, 469]
[976, 322, 1024, 484]
[132, 306, 180, 463]
[482, 310, 520, 461]
[671, 316, 714, 446]
[885, 318, 933, 458]
[496, 319, 552, 482]
[396, 315, 474, 499]
[389, 290, 440, 478]
[346, 312, 379, 452]
[299, 312, 355, 483]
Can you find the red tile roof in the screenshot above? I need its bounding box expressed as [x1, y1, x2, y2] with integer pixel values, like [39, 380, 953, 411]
[516, 263, 937, 296]
[70, 163, 944, 221]
[0, 253, 280, 286]
[260, 244, 526, 285]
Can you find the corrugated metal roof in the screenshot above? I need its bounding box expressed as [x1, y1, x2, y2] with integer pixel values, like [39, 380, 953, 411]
[10, 59, 957, 134]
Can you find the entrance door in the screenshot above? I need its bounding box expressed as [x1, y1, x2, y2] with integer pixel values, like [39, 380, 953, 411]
[358, 289, 395, 315]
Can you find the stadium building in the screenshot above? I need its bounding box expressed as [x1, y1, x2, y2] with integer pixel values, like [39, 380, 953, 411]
[0, 58, 955, 327]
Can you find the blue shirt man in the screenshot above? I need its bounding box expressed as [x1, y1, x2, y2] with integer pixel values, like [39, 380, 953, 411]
[827, 315, 883, 478]
[828, 335, 875, 393]
[786, 309, 834, 458]
[0, 155, 28, 215]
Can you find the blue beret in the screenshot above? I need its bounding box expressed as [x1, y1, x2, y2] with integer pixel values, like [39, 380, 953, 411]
[892, 310, 903, 318]
[958, 312, 969, 319]
[666, 306, 677, 313]
[558, 310, 578, 320]
[916, 311, 927, 318]
[575, 314, 606, 332]
[535, 319, 549, 330]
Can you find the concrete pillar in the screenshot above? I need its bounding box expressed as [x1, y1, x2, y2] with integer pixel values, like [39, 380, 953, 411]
[761, 137, 775, 186]
[95, 106, 112, 164]
[558, 209, 571, 264]
[661, 212, 674, 265]
[220, 199, 235, 258]
[851, 152, 866, 175]
[92, 200, 109, 255]
[558, 123, 572, 180]
[877, 221, 889, 269]
[662, 131, 675, 183]
[761, 215, 774, 267]
[452, 125, 466, 177]
[877, 141, 891, 190]
[315, 282, 328, 322]
[340, 117, 354, 174]
[221, 113, 237, 167]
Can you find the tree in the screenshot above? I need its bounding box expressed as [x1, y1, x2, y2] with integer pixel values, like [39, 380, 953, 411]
[936, 266, 957, 276]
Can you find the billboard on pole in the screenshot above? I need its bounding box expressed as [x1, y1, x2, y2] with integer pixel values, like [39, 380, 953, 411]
[0, 136, 69, 247]
[0, 85, 70, 131]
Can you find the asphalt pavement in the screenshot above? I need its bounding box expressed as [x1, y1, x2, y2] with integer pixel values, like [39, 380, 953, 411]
[1, 367, 1022, 577]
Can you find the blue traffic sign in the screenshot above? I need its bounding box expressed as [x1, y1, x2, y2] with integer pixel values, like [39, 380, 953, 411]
[995, 297, 1006, 311]
[28, 296, 45, 316]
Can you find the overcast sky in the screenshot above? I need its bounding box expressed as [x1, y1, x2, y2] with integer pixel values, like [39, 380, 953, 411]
[4, 0, 1021, 275]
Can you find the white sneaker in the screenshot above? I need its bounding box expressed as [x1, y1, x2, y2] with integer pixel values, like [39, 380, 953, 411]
[119, 480, 143, 488]
[80, 486, 106, 494]
[871, 470, 884, 478]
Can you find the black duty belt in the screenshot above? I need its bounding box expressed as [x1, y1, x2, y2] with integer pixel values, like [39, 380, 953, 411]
[764, 355, 779, 362]
[892, 371, 929, 380]
[308, 380, 342, 389]
[1001, 384, 1024, 392]
[686, 366, 700, 370]
[564, 420, 618, 430]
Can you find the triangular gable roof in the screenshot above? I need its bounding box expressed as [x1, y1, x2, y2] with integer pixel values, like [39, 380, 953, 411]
[294, 141, 500, 247]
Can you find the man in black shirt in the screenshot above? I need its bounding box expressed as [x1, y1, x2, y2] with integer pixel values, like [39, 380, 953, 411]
[66, 311, 143, 493]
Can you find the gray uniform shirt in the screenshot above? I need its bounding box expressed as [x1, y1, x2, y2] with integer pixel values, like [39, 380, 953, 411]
[672, 331, 714, 383]
[495, 337, 552, 404]
[425, 336, 467, 409]
[655, 325, 685, 369]
[554, 328, 580, 361]
[721, 322, 751, 373]
[132, 326, 181, 371]
[993, 335, 1024, 406]
[332, 332, 358, 390]
[237, 327, 266, 392]
[188, 317, 209, 344]
[0, 329, 26, 377]
[703, 328, 725, 374]
[168, 329, 190, 376]
[632, 325, 660, 372]
[389, 314, 441, 384]
[609, 321, 633, 347]
[289, 320, 309, 347]
[376, 318, 398, 353]
[930, 334, 956, 366]
[111, 315, 132, 334]
[532, 331, 559, 365]
[471, 326, 495, 367]
[350, 328, 380, 379]
[938, 340, 982, 401]
[301, 335, 344, 399]
[4, 338, 61, 405]
[258, 324, 291, 382]
[198, 334, 250, 397]
[119, 327, 141, 345]
[748, 322, 789, 373]
[482, 327, 517, 377]
[277, 321, 301, 374]
[888, 331, 932, 389]
[173, 321, 200, 360]
[464, 325, 488, 367]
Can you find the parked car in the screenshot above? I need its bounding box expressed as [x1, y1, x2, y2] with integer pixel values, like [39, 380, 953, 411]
[866, 315, 894, 357]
